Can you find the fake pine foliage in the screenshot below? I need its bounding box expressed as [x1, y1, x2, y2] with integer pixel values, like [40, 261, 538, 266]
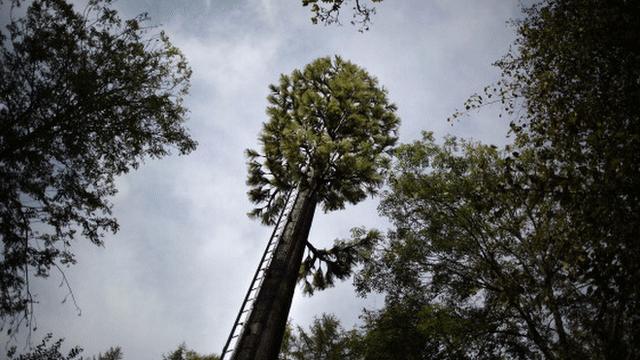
[246, 56, 399, 225]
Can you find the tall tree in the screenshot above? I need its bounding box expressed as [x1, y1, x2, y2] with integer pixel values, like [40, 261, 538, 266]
[357, 134, 592, 358]
[355, 0, 640, 358]
[0, 0, 194, 333]
[233, 56, 398, 360]
[453, 0, 640, 356]
[500, 4, 640, 355]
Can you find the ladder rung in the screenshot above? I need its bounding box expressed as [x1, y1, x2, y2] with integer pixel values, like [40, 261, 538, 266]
[220, 188, 299, 360]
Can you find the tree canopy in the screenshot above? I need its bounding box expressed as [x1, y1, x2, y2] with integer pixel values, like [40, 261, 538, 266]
[246, 56, 399, 225]
[6, 333, 82, 360]
[503, 1, 640, 355]
[162, 343, 219, 360]
[234, 56, 398, 358]
[357, 134, 595, 358]
[0, 0, 194, 332]
[350, 0, 640, 358]
[279, 314, 363, 360]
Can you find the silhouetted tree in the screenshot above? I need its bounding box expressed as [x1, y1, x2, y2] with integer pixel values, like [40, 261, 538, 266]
[301, 0, 383, 31]
[6, 333, 82, 360]
[279, 314, 363, 360]
[93, 347, 123, 360]
[163, 343, 219, 360]
[0, 0, 194, 334]
[358, 134, 588, 358]
[452, 0, 640, 356]
[355, 0, 640, 358]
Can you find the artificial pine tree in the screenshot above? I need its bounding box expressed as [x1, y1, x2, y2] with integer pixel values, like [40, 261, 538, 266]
[232, 56, 399, 360]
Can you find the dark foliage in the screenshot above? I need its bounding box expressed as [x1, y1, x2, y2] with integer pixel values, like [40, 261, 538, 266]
[279, 314, 363, 360]
[301, 0, 383, 31]
[354, 0, 640, 358]
[162, 343, 219, 360]
[0, 0, 194, 333]
[6, 333, 83, 360]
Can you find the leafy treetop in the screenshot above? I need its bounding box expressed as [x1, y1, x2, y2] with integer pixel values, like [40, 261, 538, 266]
[353, 0, 640, 358]
[355, 133, 626, 358]
[449, 1, 640, 355]
[162, 343, 219, 360]
[279, 314, 362, 360]
[246, 56, 399, 225]
[0, 0, 194, 332]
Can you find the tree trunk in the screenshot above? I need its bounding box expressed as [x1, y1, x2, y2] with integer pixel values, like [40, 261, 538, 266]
[232, 187, 317, 360]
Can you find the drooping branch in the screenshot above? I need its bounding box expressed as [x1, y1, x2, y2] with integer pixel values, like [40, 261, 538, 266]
[301, 0, 383, 32]
[299, 228, 380, 295]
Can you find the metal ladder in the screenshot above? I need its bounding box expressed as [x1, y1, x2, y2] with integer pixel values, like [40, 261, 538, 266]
[220, 187, 300, 359]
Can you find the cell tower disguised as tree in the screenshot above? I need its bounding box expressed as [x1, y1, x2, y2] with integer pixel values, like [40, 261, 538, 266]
[226, 56, 399, 360]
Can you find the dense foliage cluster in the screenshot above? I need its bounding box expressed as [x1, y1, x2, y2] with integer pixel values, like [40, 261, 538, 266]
[357, 135, 593, 358]
[8, 340, 218, 360]
[279, 314, 363, 360]
[162, 343, 219, 360]
[502, 0, 640, 355]
[245, 56, 398, 299]
[246, 56, 399, 225]
[349, 0, 640, 359]
[0, 0, 194, 332]
[6, 333, 82, 360]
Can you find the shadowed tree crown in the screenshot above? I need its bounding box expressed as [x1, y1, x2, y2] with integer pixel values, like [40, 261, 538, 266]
[0, 0, 194, 331]
[246, 56, 399, 225]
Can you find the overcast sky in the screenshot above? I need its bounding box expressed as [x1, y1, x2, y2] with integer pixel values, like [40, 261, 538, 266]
[7, 1, 521, 358]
